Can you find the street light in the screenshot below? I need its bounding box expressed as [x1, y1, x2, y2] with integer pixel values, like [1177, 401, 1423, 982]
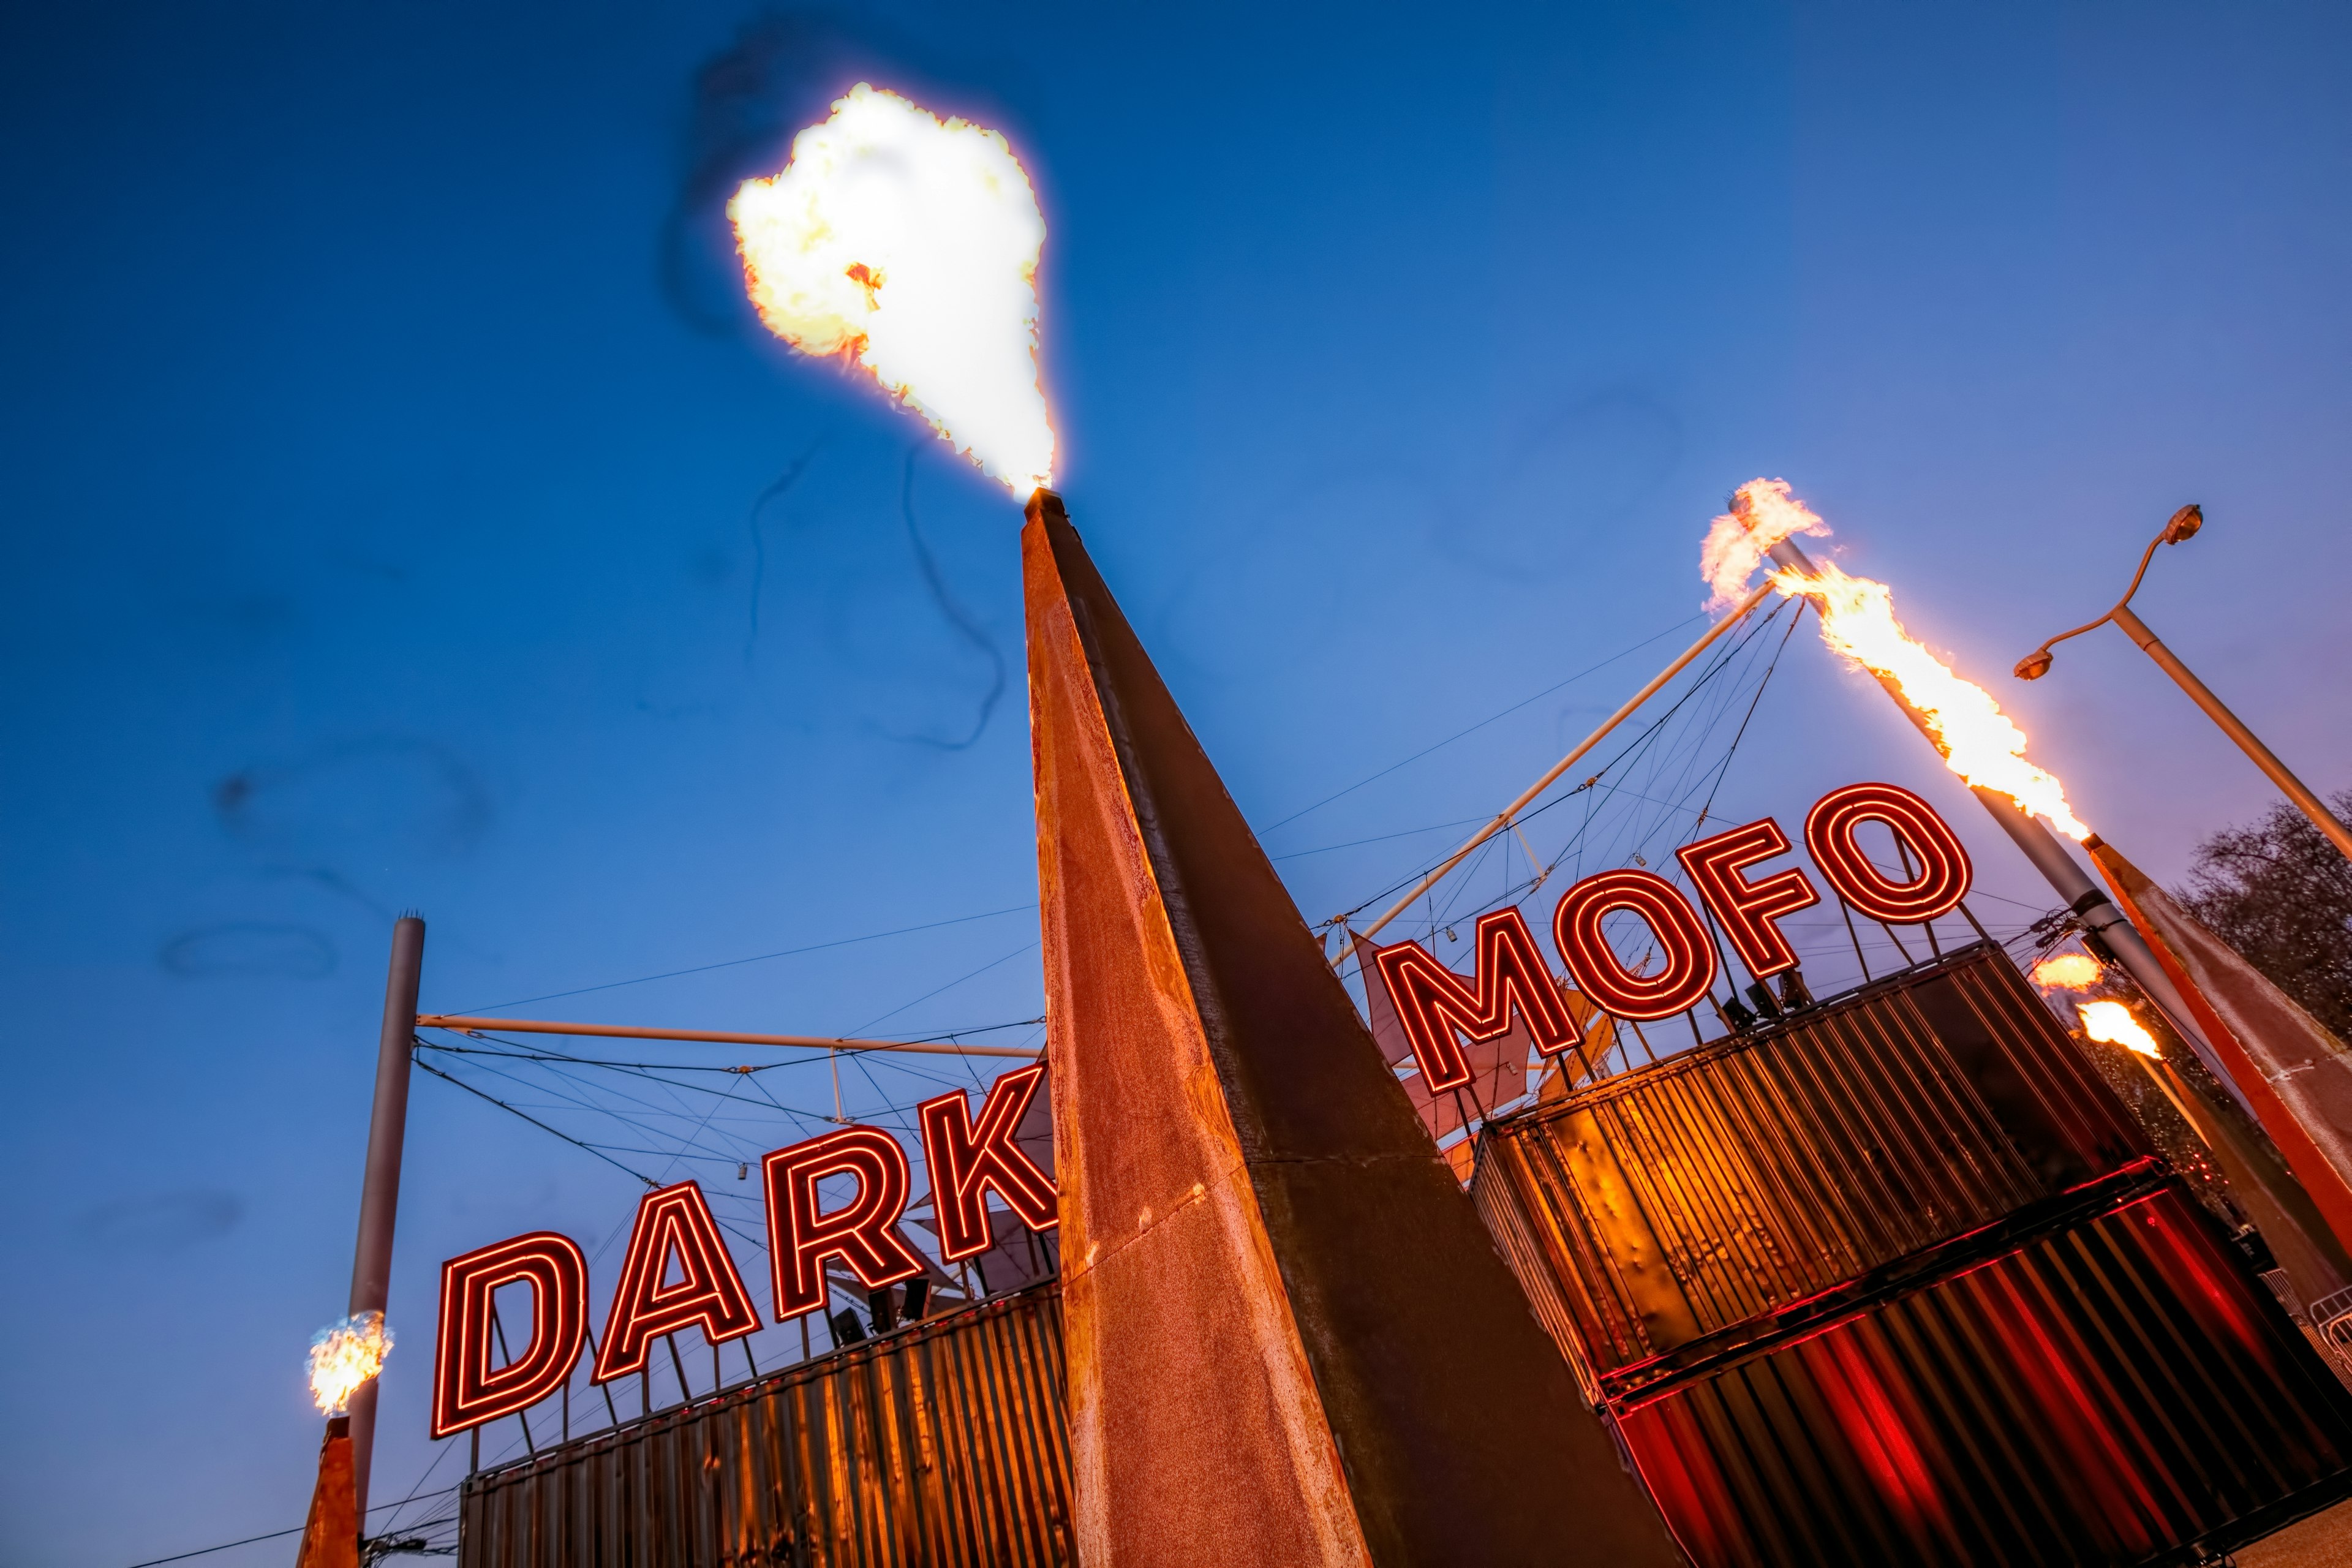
[2015, 505, 2352, 864]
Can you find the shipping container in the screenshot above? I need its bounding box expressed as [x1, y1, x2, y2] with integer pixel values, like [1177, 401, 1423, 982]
[1475, 943, 2352, 1566]
[1477, 943, 2149, 1382]
[1619, 1180, 2352, 1567]
[460, 1282, 1073, 1568]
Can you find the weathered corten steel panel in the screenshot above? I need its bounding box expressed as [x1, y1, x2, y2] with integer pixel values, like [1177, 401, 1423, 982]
[1618, 1181, 2352, 1568]
[1478, 943, 2149, 1380]
[1022, 491, 1683, 1567]
[458, 1284, 1074, 1568]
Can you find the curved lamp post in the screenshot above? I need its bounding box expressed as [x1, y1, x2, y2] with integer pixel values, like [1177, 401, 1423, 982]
[2015, 505, 2352, 865]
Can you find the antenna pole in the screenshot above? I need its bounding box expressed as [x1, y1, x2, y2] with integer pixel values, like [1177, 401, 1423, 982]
[348, 915, 424, 1526]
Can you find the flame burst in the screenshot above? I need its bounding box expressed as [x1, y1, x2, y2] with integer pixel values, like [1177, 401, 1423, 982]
[2080, 998, 2161, 1058]
[308, 1311, 392, 1416]
[2030, 952, 2104, 992]
[1705, 479, 2090, 841]
[730, 84, 1055, 496]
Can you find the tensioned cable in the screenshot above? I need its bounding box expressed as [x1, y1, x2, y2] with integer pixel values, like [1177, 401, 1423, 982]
[1257, 613, 1707, 836]
[1332, 597, 1803, 986]
[1323, 595, 1798, 929]
[847, 937, 1041, 1035]
[121, 1485, 463, 1568]
[415, 1057, 665, 1188]
[453, 903, 1039, 1013]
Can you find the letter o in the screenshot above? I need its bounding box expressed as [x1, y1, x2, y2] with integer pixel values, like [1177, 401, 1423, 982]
[1551, 869, 1719, 1021]
[1804, 782, 1972, 924]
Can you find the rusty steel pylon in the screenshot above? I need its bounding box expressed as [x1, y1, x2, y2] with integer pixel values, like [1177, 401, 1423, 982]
[1021, 489, 1683, 1567]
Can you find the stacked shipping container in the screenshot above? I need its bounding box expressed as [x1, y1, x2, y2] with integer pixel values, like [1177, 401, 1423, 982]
[1474, 942, 2352, 1566]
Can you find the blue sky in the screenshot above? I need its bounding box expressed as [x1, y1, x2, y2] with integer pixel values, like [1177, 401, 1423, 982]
[4, 1, 2348, 1561]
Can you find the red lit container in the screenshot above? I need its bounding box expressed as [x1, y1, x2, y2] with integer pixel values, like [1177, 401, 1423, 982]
[1620, 1179, 2352, 1566]
[1476, 944, 2352, 1566]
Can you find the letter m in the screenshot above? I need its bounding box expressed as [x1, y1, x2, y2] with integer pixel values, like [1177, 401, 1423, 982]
[1370, 908, 1580, 1091]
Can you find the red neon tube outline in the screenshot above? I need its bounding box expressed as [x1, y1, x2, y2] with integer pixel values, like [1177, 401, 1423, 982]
[917, 1062, 1060, 1262]
[1372, 908, 1583, 1091]
[1676, 817, 1821, 981]
[761, 1125, 926, 1321]
[431, 1231, 588, 1438]
[1550, 868, 1719, 1022]
[1803, 782, 1972, 925]
[591, 1180, 760, 1384]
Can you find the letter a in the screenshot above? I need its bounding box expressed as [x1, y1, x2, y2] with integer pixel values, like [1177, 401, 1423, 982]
[593, 1180, 759, 1382]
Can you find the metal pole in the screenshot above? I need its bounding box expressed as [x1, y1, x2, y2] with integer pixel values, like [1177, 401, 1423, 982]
[2015, 505, 2348, 861]
[1342, 580, 1777, 954]
[1762, 538, 2249, 1107]
[348, 914, 424, 1525]
[2108, 603, 2352, 863]
[413, 1015, 1039, 1059]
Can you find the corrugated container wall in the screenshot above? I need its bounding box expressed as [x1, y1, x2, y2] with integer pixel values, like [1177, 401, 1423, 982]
[1474, 944, 2352, 1567]
[459, 1284, 1074, 1568]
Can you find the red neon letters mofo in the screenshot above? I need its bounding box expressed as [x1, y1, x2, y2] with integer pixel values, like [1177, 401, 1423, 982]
[763, 1126, 926, 1320]
[1551, 869, 1720, 1021]
[1676, 818, 1822, 981]
[431, 1231, 587, 1438]
[592, 1180, 760, 1383]
[1804, 782, 1973, 925]
[1373, 908, 1583, 1091]
[917, 1063, 1060, 1262]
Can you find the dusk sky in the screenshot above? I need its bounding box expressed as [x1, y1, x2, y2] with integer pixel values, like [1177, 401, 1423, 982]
[4, 1, 2348, 1562]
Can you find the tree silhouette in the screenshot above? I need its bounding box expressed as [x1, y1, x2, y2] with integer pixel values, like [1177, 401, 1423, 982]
[2177, 786, 2352, 1040]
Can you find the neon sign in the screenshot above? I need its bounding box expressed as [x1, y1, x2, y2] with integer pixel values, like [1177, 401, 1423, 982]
[429, 780, 1969, 1435]
[431, 1232, 589, 1439]
[1374, 909, 1580, 1090]
[763, 1125, 930, 1320]
[431, 1079, 1059, 1435]
[1380, 780, 1975, 1080]
[593, 1181, 760, 1383]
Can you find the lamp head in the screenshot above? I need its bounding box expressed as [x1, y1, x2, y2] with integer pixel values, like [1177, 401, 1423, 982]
[2014, 649, 2055, 682]
[2162, 503, 2203, 545]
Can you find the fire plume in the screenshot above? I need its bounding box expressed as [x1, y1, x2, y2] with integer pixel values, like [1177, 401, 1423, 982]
[730, 85, 1055, 496]
[1705, 480, 2090, 842]
[307, 1311, 392, 1416]
[2030, 952, 2104, 992]
[2080, 999, 2162, 1058]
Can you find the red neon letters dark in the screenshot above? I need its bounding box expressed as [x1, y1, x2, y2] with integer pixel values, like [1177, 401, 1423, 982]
[1804, 782, 1972, 925]
[431, 1231, 588, 1438]
[1551, 869, 1719, 1021]
[763, 1125, 926, 1320]
[917, 1063, 1060, 1262]
[592, 1180, 760, 1383]
[1373, 908, 1582, 1091]
[1676, 817, 1822, 981]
